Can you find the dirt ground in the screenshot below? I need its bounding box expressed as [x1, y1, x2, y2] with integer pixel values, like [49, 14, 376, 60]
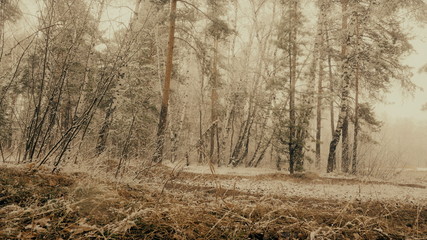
[0, 163, 426, 239]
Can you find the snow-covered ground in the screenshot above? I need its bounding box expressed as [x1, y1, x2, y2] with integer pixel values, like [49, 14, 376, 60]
[2, 161, 425, 204]
[165, 162, 427, 204]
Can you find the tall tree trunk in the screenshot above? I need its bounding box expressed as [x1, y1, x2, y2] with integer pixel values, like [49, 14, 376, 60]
[198, 98, 204, 163]
[210, 35, 219, 164]
[327, 0, 350, 173]
[325, 24, 336, 170]
[152, 0, 177, 163]
[288, 0, 298, 174]
[196, 48, 205, 163]
[341, 0, 353, 173]
[0, 0, 4, 63]
[352, 12, 360, 174]
[325, 25, 335, 136]
[316, 0, 326, 169]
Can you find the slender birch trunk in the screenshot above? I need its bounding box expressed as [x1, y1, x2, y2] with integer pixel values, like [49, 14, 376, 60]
[327, 0, 350, 173]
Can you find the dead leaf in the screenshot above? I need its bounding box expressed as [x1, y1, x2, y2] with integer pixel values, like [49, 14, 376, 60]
[18, 231, 37, 240]
[34, 217, 51, 227]
[113, 220, 136, 233]
[65, 220, 96, 235]
[24, 224, 47, 233]
[353, 233, 361, 239]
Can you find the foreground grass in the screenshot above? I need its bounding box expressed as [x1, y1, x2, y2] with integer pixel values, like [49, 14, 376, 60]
[0, 165, 426, 239]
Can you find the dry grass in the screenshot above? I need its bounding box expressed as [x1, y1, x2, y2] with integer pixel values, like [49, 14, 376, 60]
[0, 165, 426, 239]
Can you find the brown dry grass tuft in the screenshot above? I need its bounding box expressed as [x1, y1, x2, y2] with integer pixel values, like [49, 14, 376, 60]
[0, 165, 426, 239]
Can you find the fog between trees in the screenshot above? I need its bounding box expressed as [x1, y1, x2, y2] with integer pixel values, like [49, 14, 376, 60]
[1, 0, 427, 175]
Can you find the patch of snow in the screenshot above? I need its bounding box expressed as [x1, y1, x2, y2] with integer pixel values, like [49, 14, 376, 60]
[164, 161, 285, 176]
[166, 162, 427, 204]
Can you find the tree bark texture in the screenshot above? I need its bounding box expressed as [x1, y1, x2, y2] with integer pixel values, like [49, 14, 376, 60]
[288, 0, 298, 174]
[352, 12, 360, 174]
[316, 0, 326, 169]
[327, 0, 350, 173]
[153, 0, 177, 163]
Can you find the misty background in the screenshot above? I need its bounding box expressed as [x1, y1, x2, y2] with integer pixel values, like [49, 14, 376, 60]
[2, 0, 427, 171]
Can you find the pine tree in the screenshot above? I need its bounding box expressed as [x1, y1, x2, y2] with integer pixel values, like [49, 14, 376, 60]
[153, 0, 177, 163]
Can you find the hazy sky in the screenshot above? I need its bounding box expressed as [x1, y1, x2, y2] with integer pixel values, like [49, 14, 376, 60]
[14, 0, 427, 122]
[376, 26, 427, 122]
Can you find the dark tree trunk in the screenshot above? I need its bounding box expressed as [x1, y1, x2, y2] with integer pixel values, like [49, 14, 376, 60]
[352, 12, 360, 174]
[342, 114, 350, 172]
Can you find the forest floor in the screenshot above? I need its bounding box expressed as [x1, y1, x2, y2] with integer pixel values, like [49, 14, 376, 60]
[0, 162, 426, 239]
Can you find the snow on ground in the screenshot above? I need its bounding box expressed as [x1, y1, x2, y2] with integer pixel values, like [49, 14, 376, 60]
[167, 162, 285, 176]
[221, 178, 426, 203]
[165, 161, 427, 204]
[2, 161, 425, 204]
